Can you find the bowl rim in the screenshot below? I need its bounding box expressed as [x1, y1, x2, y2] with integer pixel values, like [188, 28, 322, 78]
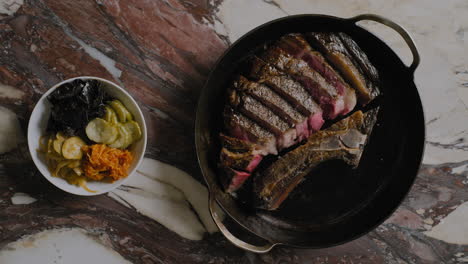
[27, 76, 147, 196]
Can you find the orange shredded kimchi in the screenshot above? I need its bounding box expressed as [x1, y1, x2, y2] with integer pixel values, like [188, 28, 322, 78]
[82, 144, 133, 182]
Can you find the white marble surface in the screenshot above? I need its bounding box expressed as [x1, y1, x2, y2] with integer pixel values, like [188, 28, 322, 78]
[0, 0, 23, 16]
[10, 192, 37, 205]
[425, 201, 468, 245]
[0, 106, 22, 154]
[109, 158, 222, 241]
[0, 228, 131, 264]
[0, 83, 25, 99]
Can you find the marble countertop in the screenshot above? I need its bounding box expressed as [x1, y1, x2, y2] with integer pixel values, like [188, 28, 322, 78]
[0, 0, 467, 263]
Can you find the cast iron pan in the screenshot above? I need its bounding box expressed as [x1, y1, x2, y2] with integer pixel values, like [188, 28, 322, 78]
[195, 14, 425, 253]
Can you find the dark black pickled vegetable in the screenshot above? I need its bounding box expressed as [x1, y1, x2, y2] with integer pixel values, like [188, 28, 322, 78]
[46, 79, 111, 136]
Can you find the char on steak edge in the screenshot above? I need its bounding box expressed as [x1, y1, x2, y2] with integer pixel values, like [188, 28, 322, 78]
[218, 32, 381, 203]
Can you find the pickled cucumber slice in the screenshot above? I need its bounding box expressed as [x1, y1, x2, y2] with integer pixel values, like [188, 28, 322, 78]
[53, 137, 65, 155]
[125, 109, 133, 121]
[62, 137, 86, 159]
[109, 100, 131, 123]
[109, 124, 132, 149]
[120, 125, 133, 149]
[104, 106, 118, 124]
[124, 121, 142, 141]
[86, 118, 118, 144]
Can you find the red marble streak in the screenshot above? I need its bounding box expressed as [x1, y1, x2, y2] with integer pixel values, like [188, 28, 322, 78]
[103, 0, 224, 70]
[8, 14, 115, 81]
[99, 0, 225, 86]
[384, 207, 424, 230]
[118, 67, 194, 126]
[42, 0, 145, 69]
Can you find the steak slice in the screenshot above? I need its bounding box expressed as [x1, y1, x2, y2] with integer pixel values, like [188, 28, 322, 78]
[337, 32, 380, 85]
[228, 82, 297, 150]
[218, 134, 264, 193]
[219, 133, 262, 154]
[220, 148, 262, 172]
[306, 32, 380, 105]
[260, 46, 346, 119]
[219, 165, 251, 193]
[219, 134, 264, 172]
[278, 33, 357, 114]
[248, 57, 324, 132]
[224, 107, 277, 155]
[254, 109, 379, 210]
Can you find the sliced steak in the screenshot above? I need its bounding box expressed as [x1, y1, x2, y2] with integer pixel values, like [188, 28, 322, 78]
[228, 83, 297, 149]
[224, 107, 277, 155]
[254, 109, 379, 210]
[249, 57, 319, 116]
[228, 87, 290, 135]
[248, 57, 324, 132]
[233, 76, 310, 142]
[220, 72, 321, 193]
[278, 33, 357, 114]
[260, 46, 345, 119]
[306, 32, 380, 105]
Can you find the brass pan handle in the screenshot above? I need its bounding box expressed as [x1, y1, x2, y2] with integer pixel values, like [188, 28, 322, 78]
[350, 14, 420, 73]
[209, 194, 277, 253]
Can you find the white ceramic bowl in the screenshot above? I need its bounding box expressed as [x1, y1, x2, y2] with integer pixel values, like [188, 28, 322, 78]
[28, 76, 147, 195]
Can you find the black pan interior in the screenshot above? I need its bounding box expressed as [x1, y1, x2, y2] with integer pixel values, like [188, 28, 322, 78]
[195, 15, 424, 248]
